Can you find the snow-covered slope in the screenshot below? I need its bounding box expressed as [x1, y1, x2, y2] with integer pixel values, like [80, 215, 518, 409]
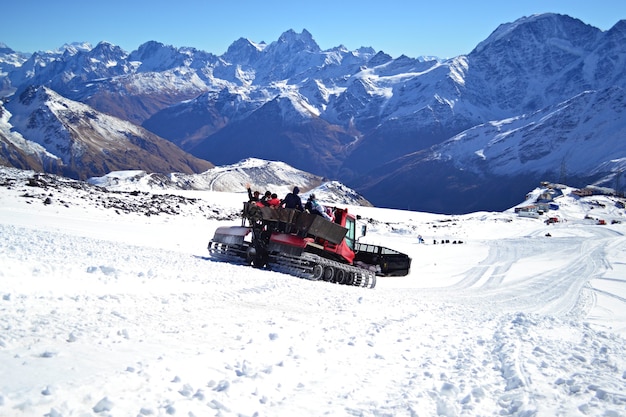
[0, 42, 29, 96]
[1, 166, 625, 416]
[438, 87, 626, 177]
[0, 101, 61, 171]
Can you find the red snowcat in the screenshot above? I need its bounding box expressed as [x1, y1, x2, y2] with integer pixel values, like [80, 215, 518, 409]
[208, 203, 412, 288]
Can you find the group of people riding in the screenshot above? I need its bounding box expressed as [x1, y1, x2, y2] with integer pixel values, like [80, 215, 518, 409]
[247, 184, 334, 221]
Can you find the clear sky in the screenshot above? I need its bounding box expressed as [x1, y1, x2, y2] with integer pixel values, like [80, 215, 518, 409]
[2, 0, 625, 59]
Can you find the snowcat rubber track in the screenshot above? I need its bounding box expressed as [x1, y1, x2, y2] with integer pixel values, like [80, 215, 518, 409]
[208, 241, 375, 288]
[207, 241, 250, 265]
[269, 252, 376, 289]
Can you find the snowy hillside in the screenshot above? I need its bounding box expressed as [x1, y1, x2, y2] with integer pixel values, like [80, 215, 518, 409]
[1, 166, 625, 416]
[88, 158, 373, 207]
[2, 86, 211, 179]
[436, 88, 626, 177]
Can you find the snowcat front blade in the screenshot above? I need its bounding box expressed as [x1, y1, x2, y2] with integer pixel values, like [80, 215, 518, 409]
[354, 242, 412, 276]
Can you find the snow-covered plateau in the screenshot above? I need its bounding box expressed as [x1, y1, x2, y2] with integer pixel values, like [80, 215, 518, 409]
[1, 167, 625, 417]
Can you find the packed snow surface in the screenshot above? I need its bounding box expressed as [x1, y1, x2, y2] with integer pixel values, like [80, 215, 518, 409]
[1, 168, 626, 417]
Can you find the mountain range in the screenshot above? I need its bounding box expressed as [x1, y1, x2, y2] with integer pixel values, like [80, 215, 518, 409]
[1, 13, 625, 213]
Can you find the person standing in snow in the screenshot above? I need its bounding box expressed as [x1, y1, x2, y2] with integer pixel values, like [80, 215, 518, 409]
[282, 186, 304, 211]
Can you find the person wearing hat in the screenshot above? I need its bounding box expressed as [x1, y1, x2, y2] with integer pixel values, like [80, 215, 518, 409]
[282, 186, 304, 211]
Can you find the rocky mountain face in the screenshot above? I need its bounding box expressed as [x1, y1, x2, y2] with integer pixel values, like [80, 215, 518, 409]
[1, 14, 625, 212]
[353, 87, 626, 213]
[2, 86, 212, 179]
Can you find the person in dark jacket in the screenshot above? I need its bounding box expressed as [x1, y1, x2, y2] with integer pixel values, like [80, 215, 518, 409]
[260, 191, 272, 206]
[282, 186, 304, 211]
[247, 188, 260, 202]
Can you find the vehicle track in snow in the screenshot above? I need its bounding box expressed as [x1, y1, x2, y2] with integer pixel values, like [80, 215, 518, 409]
[413, 225, 626, 416]
[443, 225, 624, 320]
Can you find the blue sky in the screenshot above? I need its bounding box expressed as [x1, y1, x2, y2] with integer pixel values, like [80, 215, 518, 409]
[3, 0, 625, 58]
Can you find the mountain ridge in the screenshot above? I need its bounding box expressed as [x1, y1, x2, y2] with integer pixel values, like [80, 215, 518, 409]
[1, 13, 625, 213]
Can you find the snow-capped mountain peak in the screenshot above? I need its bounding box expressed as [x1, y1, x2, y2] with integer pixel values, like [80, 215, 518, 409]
[129, 41, 188, 72]
[473, 13, 595, 54]
[222, 37, 266, 65]
[273, 28, 320, 53]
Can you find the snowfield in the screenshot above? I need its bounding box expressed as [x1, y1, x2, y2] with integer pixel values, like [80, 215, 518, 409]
[1, 167, 625, 417]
